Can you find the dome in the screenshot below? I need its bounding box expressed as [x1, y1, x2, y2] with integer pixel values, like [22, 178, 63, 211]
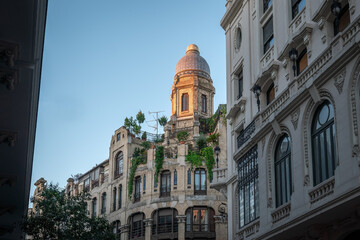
[175, 44, 210, 77]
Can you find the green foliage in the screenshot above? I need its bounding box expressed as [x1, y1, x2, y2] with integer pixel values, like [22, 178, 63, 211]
[136, 111, 145, 124]
[177, 131, 189, 142]
[158, 116, 168, 127]
[23, 184, 116, 240]
[186, 147, 216, 180]
[141, 131, 147, 140]
[154, 146, 164, 183]
[206, 133, 220, 147]
[128, 148, 145, 199]
[199, 105, 227, 134]
[141, 141, 151, 150]
[196, 134, 207, 151]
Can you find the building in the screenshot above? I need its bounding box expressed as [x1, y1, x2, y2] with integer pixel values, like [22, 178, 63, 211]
[0, 0, 47, 239]
[32, 44, 228, 240]
[221, 0, 360, 239]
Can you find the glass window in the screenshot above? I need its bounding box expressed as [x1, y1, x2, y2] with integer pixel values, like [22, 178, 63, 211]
[112, 187, 117, 212]
[335, 4, 350, 35]
[297, 49, 308, 75]
[143, 174, 146, 191]
[185, 207, 215, 233]
[266, 83, 275, 105]
[174, 169, 177, 185]
[263, 0, 273, 13]
[154, 173, 158, 188]
[92, 198, 97, 217]
[263, 17, 274, 54]
[152, 208, 178, 235]
[115, 151, 123, 177]
[116, 133, 120, 141]
[84, 178, 90, 190]
[237, 71, 243, 100]
[187, 169, 191, 185]
[134, 176, 141, 202]
[194, 168, 206, 195]
[118, 185, 122, 209]
[101, 192, 106, 214]
[274, 134, 292, 207]
[238, 145, 259, 228]
[130, 213, 145, 239]
[292, 0, 306, 19]
[181, 93, 189, 111]
[311, 101, 336, 186]
[160, 171, 171, 197]
[201, 95, 207, 113]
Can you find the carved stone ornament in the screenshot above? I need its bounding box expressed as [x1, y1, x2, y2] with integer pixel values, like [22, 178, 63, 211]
[176, 215, 187, 223]
[304, 174, 310, 186]
[267, 197, 273, 208]
[352, 144, 360, 158]
[334, 69, 346, 94]
[291, 108, 300, 130]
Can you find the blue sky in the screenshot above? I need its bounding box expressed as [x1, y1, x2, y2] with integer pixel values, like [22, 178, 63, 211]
[31, 0, 226, 196]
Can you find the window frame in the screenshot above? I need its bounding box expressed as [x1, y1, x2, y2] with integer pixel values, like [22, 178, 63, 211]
[181, 93, 189, 112]
[194, 168, 207, 195]
[263, 0, 273, 13]
[92, 197, 97, 218]
[185, 207, 215, 233]
[201, 94, 207, 113]
[112, 187, 117, 212]
[291, 0, 306, 19]
[266, 83, 275, 105]
[115, 151, 124, 178]
[263, 17, 274, 54]
[160, 171, 171, 197]
[118, 184, 122, 209]
[101, 192, 106, 214]
[134, 176, 141, 202]
[296, 48, 308, 75]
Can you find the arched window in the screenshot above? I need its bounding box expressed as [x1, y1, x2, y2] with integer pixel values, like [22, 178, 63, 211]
[274, 134, 292, 207]
[118, 185, 122, 209]
[112, 187, 117, 212]
[92, 197, 97, 217]
[101, 192, 106, 214]
[185, 207, 215, 235]
[174, 169, 177, 186]
[160, 171, 171, 197]
[152, 208, 178, 237]
[115, 151, 123, 177]
[266, 83, 275, 105]
[194, 168, 206, 195]
[181, 93, 189, 111]
[129, 212, 145, 239]
[311, 101, 336, 186]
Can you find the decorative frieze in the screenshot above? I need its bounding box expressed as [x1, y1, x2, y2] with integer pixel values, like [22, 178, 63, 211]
[291, 108, 300, 130]
[309, 178, 335, 204]
[342, 20, 360, 47]
[261, 89, 290, 122]
[236, 220, 260, 240]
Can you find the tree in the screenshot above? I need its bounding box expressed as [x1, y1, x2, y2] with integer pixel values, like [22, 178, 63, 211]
[158, 116, 168, 127]
[23, 184, 116, 240]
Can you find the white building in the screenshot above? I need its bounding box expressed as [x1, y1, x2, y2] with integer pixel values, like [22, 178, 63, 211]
[221, 0, 360, 239]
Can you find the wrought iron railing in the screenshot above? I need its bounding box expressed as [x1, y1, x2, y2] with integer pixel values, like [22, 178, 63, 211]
[133, 192, 141, 203]
[160, 186, 171, 197]
[130, 226, 145, 239]
[138, 130, 163, 142]
[237, 120, 255, 149]
[186, 224, 215, 232]
[152, 222, 178, 235]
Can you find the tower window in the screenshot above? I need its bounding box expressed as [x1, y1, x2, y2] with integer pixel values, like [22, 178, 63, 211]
[182, 93, 189, 111]
[201, 95, 207, 113]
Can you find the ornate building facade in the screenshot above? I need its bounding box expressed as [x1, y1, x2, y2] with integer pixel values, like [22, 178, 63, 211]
[33, 44, 228, 240]
[222, 0, 360, 239]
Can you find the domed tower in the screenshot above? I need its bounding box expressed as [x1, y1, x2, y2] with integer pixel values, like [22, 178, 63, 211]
[170, 44, 215, 136]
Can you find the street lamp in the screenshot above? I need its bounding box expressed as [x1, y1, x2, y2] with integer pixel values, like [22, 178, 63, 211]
[214, 145, 220, 168]
[252, 84, 261, 112]
[289, 47, 298, 77]
[331, 0, 342, 35]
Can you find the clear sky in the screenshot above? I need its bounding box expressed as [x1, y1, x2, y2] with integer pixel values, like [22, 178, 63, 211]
[31, 0, 226, 197]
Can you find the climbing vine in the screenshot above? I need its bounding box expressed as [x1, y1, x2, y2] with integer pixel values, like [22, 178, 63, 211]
[186, 146, 215, 180]
[154, 146, 164, 183]
[128, 147, 145, 199]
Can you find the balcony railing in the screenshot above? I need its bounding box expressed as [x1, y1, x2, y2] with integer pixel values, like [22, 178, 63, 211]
[130, 226, 145, 239]
[152, 222, 178, 235]
[237, 120, 255, 149]
[210, 168, 227, 191]
[160, 186, 171, 197]
[133, 192, 141, 203]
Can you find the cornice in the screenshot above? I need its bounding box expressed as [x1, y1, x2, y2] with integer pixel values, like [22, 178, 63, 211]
[220, 0, 244, 30]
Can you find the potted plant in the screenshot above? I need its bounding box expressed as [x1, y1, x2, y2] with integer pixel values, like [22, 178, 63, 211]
[177, 131, 189, 144]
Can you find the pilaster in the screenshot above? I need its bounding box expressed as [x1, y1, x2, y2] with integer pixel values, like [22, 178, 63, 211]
[176, 215, 187, 240]
[143, 218, 153, 240]
[120, 224, 129, 240]
[214, 215, 228, 240]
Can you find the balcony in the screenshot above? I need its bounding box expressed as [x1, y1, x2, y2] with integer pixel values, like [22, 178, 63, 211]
[133, 192, 141, 203]
[237, 120, 255, 149]
[210, 168, 227, 194]
[289, 7, 306, 37]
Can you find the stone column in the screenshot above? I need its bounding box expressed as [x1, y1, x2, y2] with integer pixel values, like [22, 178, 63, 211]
[143, 218, 153, 240]
[214, 215, 228, 240]
[176, 215, 187, 240]
[119, 224, 129, 240]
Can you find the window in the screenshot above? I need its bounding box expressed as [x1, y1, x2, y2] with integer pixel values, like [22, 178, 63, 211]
[134, 176, 141, 202]
[116, 133, 120, 141]
[275, 134, 292, 207]
[237, 71, 243, 100]
[115, 151, 123, 177]
[84, 178, 90, 191]
[238, 145, 259, 228]
[263, 0, 273, 13]
[101, 192, 106, 214]
[143, 174, 146, 191]
[118, 185, 122, 209]
[297, 48, 308, 75]
[154, 173, 158, 189]
[334, 4, 350, 35]
[129, 213, 145, 239]
[181, 93, 189, 111]
[185, 207, 215, 233]
[266, 83, 275, 105]
[292, 0, 305, 19]
[194, 168, 206, 195]
[152, 208, 178, 235]
[113, 220, 121, 238]
[113, 187, 117, 212]
[311, 101, 336, 186]
[187, 169, 191, 185]
[201, 95, 207, 113]
[174, 169, 177, 185]
[92, 198, 97, 217]
[160, 171, 171, 197]
[263, 17, 274, 54]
